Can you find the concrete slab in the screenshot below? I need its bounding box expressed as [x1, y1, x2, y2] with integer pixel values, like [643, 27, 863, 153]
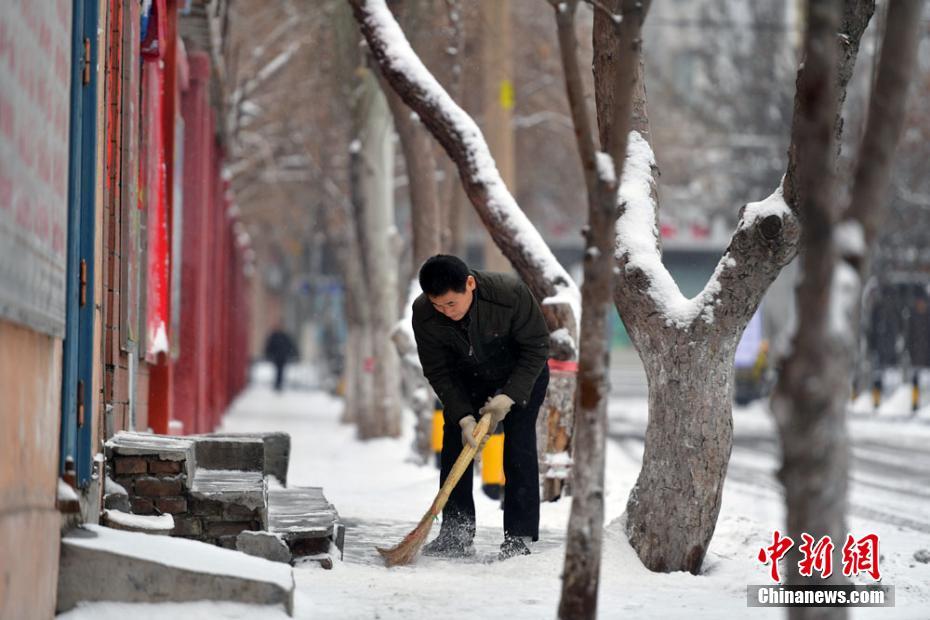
[194, 437, 265, 473]
[236, 531, 291, 564]
[190, 469, 266, 513]
[267, 487, 338, 538]
[57, 525, 294, 615]
[201, 432, 291, 486]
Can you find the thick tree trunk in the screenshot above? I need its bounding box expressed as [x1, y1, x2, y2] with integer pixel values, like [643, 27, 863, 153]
[626, 338, 736, 573]
[356, 68, 402, 438]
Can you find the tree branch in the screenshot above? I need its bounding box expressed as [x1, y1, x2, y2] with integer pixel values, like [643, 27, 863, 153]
[348, 0, 580, 345]
[551, 0, 599, 194]
[843, 0, 925, 258]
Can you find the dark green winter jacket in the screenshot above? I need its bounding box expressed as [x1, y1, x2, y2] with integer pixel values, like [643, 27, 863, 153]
[411, 270, 550, 424]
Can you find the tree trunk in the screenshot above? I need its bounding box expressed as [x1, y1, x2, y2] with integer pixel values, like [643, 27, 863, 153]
[379, 0, 441, 458]
[556, 1, 646, 615]
[343, 147, 375, 427]
[626, 336, 736, 573]
[393, 280, 434, 463]
[355, 67, 402, 439]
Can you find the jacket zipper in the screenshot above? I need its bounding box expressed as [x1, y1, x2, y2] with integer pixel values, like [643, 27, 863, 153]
[448, 326, 473, 358]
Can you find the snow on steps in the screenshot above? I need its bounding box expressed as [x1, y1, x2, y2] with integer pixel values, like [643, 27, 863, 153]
[236, 486, 344, 568]
[57, 524, 295, 615]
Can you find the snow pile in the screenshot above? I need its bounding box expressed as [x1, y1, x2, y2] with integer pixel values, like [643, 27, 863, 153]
[58, 601, 293, 620]
[835, 219, 865, 257]
[357, 0, 581, 329]
[103, 510, 174, 532]
[739, 184, 791, 230]
[58, 478, 79, 502]
[596, 151, 616, 185]
[615, 131, 736, 328]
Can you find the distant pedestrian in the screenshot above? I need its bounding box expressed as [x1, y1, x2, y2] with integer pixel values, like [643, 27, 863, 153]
[264, 327, 298, 392]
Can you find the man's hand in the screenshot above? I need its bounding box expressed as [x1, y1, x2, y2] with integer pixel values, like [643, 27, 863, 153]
[459, 416, 489, 451]
[480, 394, 515, 427]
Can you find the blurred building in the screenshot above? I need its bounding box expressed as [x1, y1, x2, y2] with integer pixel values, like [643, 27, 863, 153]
[0, 1, 249, 616]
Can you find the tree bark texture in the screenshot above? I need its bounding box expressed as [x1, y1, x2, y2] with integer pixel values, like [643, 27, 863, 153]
[556, 2, 645, 617]
[356, 68, 402, 439]
[771, 3, 922, 619]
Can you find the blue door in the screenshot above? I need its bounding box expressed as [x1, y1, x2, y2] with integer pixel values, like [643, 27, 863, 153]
[61, 0, 99, 487]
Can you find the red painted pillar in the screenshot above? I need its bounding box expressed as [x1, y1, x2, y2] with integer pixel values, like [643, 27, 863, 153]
[173, 52, 211, 435]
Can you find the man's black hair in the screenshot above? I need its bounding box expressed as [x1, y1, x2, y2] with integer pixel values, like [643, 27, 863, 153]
[419, 255, 471, 297]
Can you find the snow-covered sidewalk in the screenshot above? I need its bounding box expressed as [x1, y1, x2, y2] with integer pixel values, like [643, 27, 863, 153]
[63, 373, 930, 619]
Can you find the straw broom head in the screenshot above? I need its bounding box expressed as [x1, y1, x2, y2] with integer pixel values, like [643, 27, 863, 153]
[376, 413, 492, 567]
[376, 511, 436, 567]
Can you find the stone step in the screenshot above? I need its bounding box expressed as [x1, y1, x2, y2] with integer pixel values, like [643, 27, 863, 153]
[190, 469, 267, 512]
[200, 432, 291, 486]
[57, 524, 294, 615]
[261, 486, 344, 566]
[194, 436, 265, 473]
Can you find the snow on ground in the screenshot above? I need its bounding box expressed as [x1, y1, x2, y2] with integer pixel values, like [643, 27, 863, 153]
[65, 365, 930, 619]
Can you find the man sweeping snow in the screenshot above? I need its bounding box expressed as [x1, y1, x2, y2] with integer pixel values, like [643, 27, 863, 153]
[412, 255, 550, 560]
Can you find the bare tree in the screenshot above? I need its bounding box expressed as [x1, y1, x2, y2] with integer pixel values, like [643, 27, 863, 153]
[552, 1, 647, 617]
[611, 0, 873, 573]
[771, 4, 924, 620]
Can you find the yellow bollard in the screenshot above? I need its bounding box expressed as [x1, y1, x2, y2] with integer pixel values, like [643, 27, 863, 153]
[431, 408, 444, 468]
[481, 431, 505, 500]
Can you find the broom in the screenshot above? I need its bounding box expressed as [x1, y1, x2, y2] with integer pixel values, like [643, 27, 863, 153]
[376, 412, 492, 567]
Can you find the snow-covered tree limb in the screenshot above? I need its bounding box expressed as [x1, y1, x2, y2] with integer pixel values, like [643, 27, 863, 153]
[347, 0, 580, 350]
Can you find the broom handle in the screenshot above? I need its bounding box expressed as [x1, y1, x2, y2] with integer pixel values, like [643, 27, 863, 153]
[429, 413, 492, 516]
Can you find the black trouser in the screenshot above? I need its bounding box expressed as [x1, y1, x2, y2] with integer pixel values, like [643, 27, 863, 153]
[439, 366, 549, 542]
[273, 361, 286, 391]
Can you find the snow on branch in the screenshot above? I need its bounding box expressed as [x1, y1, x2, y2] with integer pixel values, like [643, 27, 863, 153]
[616, 128, 800, 332]
[615, 131, 724, 328]
[349, 0, 580, 330]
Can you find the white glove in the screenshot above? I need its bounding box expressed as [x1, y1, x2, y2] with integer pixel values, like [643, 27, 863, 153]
[459, 416, 490, 451]
[480, 394, 515, 426]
